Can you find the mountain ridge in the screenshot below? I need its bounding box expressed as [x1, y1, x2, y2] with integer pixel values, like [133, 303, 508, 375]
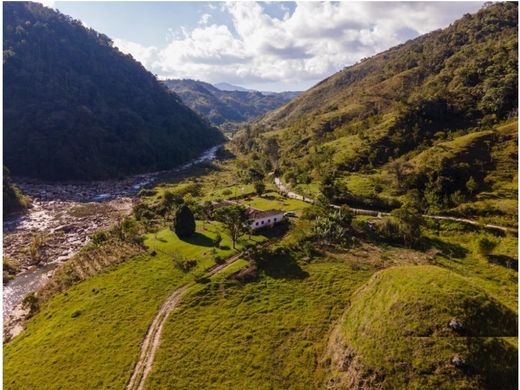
[164, 78, 300, 129]
[3, 2, 224, 181]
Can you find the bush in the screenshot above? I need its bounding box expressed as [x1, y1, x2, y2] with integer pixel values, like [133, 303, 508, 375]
[22, 292, 39, 317]
[214, 255, 225, 265]
[478, 237, 497, 256]
[91, 231, 109, 245]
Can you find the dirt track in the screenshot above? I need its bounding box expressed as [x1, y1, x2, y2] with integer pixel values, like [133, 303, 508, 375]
[125, 253, 244, 390]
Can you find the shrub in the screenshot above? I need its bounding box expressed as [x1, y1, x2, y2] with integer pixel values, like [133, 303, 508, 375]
[22, 292, 39, 317]
[91, 231, 109, 245]
[478, 237, 497, 256]
[214, 255, 225, 265]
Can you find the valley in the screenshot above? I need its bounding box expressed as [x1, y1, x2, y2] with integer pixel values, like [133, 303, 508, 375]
[2, 2, 518, 390]
[3, 145, 220, 335]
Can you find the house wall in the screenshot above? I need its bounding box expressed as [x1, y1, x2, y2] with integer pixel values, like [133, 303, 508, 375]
[250, 213, 285, 229]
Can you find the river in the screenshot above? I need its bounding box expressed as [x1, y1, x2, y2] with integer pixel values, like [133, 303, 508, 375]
[3, 145, 221, 321]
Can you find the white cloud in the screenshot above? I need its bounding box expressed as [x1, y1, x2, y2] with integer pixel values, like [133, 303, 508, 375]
[113, 1, 483, 90]
[199, 13, 212, 26]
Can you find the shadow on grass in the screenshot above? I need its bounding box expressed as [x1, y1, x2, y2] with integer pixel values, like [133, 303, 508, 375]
[487, 255, 518, 271]
[465, 336, 518, 389]
[255, 220, 291, 240]
[420, 237, 469, 259]
[180, 232, 215, 247]
[252, 248, 309, 280]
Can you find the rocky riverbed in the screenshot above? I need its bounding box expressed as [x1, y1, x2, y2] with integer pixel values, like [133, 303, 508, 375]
[3, 145, 221, 328]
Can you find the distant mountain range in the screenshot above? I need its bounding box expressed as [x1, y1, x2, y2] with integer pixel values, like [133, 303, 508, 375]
[213, 82, 253, 92]
[164, 79, 301, 129]
[4, 2, 224, 181]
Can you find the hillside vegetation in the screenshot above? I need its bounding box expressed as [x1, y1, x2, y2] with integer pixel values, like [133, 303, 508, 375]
[3, 166, 29, 215]
[4, 2, 224, 181]
[234, 2, 518, 225]
[164, 79, 299, 130]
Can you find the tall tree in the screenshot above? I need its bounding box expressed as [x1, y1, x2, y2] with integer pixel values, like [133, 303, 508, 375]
[213, 205, 250, 249]
[173, 205, 196, 239]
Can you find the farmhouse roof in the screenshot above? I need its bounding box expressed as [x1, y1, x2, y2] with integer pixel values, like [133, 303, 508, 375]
[247, 208, 284, 219]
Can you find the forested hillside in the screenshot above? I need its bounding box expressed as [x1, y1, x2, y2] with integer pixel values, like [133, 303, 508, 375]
[235, 2, 518, 225]
[164, 79, 299, 129]
[3, 2, 224, 181]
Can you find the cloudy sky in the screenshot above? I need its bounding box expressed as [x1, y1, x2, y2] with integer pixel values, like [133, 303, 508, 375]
[52, 1, 484, 92]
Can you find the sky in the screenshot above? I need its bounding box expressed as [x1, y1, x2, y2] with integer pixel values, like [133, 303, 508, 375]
[48, 1, 484, 92]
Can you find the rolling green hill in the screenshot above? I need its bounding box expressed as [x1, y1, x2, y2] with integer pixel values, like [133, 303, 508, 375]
[163, 79, 300, 129]
[326, 265, 517, 389]
[234, 2, 518, 224]
[3, 2, 224, 181]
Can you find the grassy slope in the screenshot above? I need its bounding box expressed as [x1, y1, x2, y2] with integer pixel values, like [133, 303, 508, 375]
[337, 265, 517, 389]
[3, 221, 263, 389]
[144, 219, 517, 389]
[146, 258, 375, 389]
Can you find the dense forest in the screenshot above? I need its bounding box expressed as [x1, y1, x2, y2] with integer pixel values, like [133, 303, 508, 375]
[3, 2, 224, 181]
[164, 79, 299, 130]
[234, 2, 517, 222]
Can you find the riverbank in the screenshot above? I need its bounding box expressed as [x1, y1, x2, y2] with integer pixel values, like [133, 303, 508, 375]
[3, 144, 222, 326]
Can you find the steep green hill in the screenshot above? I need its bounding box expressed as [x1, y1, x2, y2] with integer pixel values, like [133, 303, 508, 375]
[235, 2, 517, 222]
[3, 2, 224, 181]
[164, 79, 300, 128]
[325, 265, 517, 389]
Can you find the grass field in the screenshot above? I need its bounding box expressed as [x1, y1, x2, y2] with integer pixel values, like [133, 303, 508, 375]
[145, 256, 376, 389]
[3, 221, 262, 390]
[241, 191, 308, 215]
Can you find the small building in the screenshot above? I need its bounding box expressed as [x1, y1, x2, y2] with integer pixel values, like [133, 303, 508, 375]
[247, 208, 285, 230]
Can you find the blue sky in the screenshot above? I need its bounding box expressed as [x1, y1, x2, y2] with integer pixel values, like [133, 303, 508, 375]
[51, 1, 483, 92]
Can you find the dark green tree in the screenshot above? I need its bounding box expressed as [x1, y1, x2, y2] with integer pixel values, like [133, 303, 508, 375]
[173, 205, 196, 239]
[254, 181, 266, 196]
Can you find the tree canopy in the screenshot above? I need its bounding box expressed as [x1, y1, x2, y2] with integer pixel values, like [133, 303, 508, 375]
[3, 2, 224, 180]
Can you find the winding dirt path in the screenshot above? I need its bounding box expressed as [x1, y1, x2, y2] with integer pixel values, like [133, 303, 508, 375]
[126, 253, 244, 390]
[274, 178, 517, 234]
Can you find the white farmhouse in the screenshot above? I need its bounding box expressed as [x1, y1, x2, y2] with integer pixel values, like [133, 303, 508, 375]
[247, 208, 285, 230]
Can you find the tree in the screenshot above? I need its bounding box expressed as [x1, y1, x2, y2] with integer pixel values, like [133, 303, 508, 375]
[200, 201, 214, 229]
[389, 205, 423, 247]
[388, 159, 413, 192]
[173, 204, 196, 239]
[263, 137, 280, 169]
[254, 181, 266, 196]
[313, 206, 354, 246]
[213, 205, 250, 249]
[213, 232, 222, 248]
[320, 172, 349, 204]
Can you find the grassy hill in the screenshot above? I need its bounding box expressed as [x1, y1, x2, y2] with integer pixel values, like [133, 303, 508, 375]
[234, 2, 518, 225]
[3, 2, 224, 181]
[326, 265, 517, 389]
[164, 79, 300, 130]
